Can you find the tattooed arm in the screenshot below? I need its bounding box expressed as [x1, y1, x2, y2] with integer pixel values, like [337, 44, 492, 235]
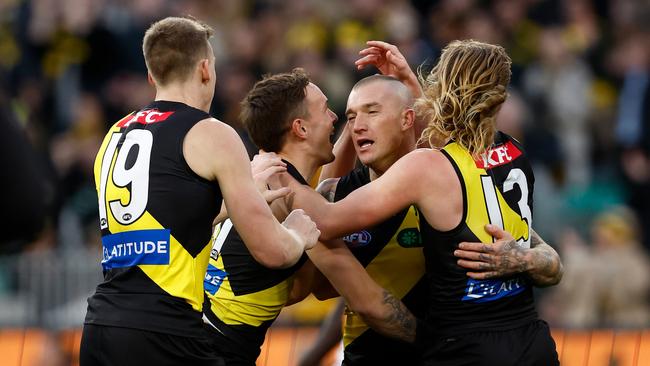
[305, 237, 416, 342]
[454, 224, 564, 287]
[370, 289, 417, 343]
[525, 230, 564, 286]
[299, 176, 416, 343]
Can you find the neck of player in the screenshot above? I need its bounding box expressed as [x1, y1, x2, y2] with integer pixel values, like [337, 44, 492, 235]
[368, 144, 415, 181]
[154, 82, 211, 113]
[278, 150, 320, 183]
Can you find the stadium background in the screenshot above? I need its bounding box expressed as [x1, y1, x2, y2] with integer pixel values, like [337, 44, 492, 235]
[1, 0, 649, 364]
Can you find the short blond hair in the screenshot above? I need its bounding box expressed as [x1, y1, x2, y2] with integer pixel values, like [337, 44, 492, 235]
[142, 16, 213, 85]
[416, 40, 511, 157]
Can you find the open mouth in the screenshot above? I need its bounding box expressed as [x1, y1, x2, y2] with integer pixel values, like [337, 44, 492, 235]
[329, 130, 336, 144]
[356, 138, 374, 149]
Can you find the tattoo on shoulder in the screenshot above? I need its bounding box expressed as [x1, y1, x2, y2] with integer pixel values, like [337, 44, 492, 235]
[316, 178, 339, 202]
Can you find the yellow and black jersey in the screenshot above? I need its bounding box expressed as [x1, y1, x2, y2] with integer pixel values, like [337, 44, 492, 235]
[202, 160, 308, 361]
[334, 166, 426, 366]
[422, 131, 537, 337]
[84, 101, 222, 338]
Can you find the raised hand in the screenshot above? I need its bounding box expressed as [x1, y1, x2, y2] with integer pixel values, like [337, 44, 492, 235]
[355, 40, 422, 98]
[282, 209, 320, 250]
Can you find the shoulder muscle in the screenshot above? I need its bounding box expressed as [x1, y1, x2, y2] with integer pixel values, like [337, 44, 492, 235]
[184, 118, 249, 181]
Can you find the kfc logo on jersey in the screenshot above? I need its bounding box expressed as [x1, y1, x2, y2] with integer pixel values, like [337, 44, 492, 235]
[118, 109, 174, 127]
[475, 141, 522, 169]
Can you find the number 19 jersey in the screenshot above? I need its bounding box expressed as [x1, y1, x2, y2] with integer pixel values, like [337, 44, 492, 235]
[84, 101, 222, 338]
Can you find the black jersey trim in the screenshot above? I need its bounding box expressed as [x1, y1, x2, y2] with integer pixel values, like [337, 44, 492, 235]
[145, 100, 214, 186]
[282, 159, 309, 185]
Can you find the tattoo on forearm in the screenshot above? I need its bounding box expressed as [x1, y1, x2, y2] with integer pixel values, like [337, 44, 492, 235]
[528, 230, 562, 286]
[381, 289, 416, 343]
[530, 229, 545, 248]
[475, 229, 562, 285]
[497, 239, 528, 275]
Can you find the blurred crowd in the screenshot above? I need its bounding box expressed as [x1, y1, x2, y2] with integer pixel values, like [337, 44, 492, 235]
[1, 0, 650, 329]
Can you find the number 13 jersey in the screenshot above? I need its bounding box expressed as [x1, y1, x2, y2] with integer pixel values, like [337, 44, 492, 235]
[84, 101, 222, 338]
[422, 131, 537, 337]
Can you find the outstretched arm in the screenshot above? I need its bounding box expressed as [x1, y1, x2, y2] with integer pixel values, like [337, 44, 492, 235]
[212, 152, 290, 225]
[280, 149, 446, 241]
[455, 225, 564, 287]
[301, 173, 416, 342]
[306, 238, 416, 343]
[185, 119, 319, 269]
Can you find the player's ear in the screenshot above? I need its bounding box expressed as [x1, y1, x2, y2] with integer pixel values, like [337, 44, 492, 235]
[401, 108, 415, 131]
[200, 59, 211, 84]
[291, 119, 308, 139]
[147, 72, 156, 87]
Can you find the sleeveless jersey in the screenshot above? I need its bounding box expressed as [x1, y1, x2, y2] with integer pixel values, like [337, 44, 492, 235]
[335, 166, 427, 365]
[202, 161, 308, 360]
[422, 131, 537, 337]
[84, 101, 222, 338]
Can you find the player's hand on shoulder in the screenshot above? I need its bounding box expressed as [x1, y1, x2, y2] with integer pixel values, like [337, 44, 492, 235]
[251, 151, 290, 203]
[251, 151, 284, 174]
[282, 209, 320, 250]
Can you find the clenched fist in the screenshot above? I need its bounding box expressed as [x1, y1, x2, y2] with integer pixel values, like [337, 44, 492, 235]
[282, 209, 320, 250]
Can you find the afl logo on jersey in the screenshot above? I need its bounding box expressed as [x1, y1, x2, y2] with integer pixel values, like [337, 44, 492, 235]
[343, 230, 372, 248]
[122, 213, 132, 221]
